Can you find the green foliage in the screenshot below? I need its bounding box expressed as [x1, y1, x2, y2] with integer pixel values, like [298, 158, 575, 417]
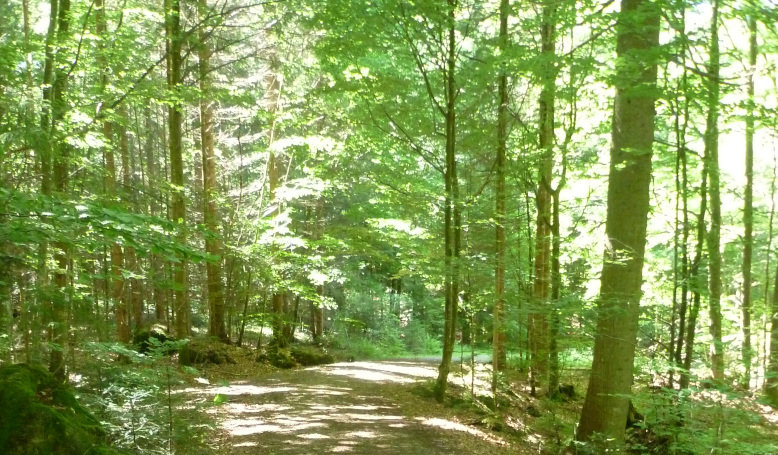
[77, 342, 213, 455]
[0, 363, 121, 455]
[628, 387, 778, 455]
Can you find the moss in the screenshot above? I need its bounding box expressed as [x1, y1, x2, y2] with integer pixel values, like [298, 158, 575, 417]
[179, 337, 237, 366]
[0, 363, 121, 455]
[289, 346, 335, 366]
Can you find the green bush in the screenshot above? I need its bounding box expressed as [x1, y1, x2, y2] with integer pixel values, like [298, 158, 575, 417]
[402, 320, 441, 354]
[290, 346, 335, 366]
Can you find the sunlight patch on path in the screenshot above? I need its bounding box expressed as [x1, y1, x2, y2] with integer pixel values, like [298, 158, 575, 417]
[314, 361, 438, 383]
[417, 417, 507, 446]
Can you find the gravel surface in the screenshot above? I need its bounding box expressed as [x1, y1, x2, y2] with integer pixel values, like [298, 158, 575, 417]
[201, 361, 515, 455]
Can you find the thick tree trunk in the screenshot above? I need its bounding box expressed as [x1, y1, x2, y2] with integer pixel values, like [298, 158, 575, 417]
[198, 0, 228, 342]
[492, 0, 509, 376]
[704, 0, 724, 383]
[166, 0, 189, 338]
[576, 0, 659, 443]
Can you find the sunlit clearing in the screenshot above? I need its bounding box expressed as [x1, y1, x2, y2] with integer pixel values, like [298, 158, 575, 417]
[207, 403, 292, 415]
[299, 433, 331, 439]
[332, 445, 354, 452]
[343, 431, 378, 438]
[234, 442, 257, 447]
[323, 368, 417, 383]
[417, 418, 506, 446]
[182, 382, 295, 396]
[223, 418, 327, 436]
[317, 361, 438, 383]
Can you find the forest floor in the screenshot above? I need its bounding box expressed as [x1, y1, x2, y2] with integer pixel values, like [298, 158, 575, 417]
[189, 360, 527, 455]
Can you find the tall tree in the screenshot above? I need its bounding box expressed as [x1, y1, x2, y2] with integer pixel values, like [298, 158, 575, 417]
[741, 9, 757, 388]
[530, 0, 557, 396]
[705, 0, 724, 382]
[199, 0, 228, 342]
[492, 0, 509, 377]
[49, 0, 73, 380]
[95, 0, 130, 344]
[576, 0, 660, 443]
[434, 0, 462, 403]
[166, 0, 189, 338]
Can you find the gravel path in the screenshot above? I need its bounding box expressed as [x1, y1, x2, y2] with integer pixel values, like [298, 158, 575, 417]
[199, 361, 513, 455]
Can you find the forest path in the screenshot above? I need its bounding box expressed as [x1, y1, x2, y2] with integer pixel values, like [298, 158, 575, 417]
[199, 361, 513, 455]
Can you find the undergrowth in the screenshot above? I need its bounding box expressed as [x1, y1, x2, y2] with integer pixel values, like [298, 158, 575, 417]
[76, 340, 216, 455]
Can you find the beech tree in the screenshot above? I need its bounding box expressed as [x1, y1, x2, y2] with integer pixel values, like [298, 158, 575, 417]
[576, 0, 660, 443]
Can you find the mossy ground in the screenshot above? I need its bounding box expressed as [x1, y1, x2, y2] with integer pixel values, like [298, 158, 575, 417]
[0, 363, 121, 455]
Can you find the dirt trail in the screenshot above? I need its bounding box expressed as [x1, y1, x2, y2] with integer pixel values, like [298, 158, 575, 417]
[198, 361, 513, 455]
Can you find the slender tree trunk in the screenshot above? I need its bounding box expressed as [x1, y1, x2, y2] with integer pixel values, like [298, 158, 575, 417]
[145, 105, 167, 324]
[313, 197, 325, 341]
[741, 12, 757, 389]
[763, 156, 777, 389]
[491, 0, 509, 376]
[704, 0, 725, 383]
[49, 0, 72, 381]
[166, 0, 189, 338]
[576, 0, 659, 443]
[530, 0, 557, 396]
[435, 4, 460, 402]
[95, 0, 130, 343]
[765, 267, 778, 405]
[119, 110, 143, 331]
[681, 158, 707, 390]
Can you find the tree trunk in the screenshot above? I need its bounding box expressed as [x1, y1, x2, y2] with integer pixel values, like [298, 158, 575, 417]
[49, 0, 72, 381]
[704, 0, 724, 383]
[530, 0, 557, 396]
[681, 158, 707, 390]
[765, 267, 778, 405]
[95, 0, 130, 343]
[576, 0, 659, 443]
[741, 12, 757, 389]
[166, 0, 189, 338]
[435, 4, 460, 402]
[198, 0, 228, 342]
[491, 0, 509, 376]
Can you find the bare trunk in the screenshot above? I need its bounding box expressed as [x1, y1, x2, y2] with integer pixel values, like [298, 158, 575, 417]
[704, 0, 724, 382]
[492, 0, 509, 376]
[434, 4, 459, 403]
[199, 0, 227, 342]
[576, 0, 659, 443]
[741, 13, 757, 389]
[166, 0, 189, 338]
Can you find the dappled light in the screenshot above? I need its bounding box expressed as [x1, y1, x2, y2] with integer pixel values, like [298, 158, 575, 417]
[315, 361, 439, 383]
[416, 417, 506, 446]
[199, 362, 512, 454]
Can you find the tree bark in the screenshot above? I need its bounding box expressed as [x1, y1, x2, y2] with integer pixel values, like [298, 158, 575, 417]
[435, 2, 460, 402]
[49, 0, 72, 381]
[530, 0, 557, 396]
[492, 0, 509, 376]
[741, 12, 757, 389]
[704, 0, 725, 383]
[198, 0, 228, 342]
[576, 0, 659, 443]
[166, 0, 189, 338]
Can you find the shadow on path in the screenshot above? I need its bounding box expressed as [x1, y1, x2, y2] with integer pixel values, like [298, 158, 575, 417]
[192, 361, 509, 455]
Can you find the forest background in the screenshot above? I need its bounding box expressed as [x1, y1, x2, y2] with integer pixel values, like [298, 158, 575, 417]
[2, 0, 778, 452]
